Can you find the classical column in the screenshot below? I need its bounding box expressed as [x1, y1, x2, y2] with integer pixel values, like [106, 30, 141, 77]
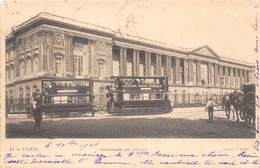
[234, 68, 238, 89]
[133, 50, 139, 76]
[175, 57, 180, 84]
[214, 64, 219, 87]
[196, 60, 201, 86]
[39, 32, 45, 73]
[156, 54, 161, 76]
[244, 70, 248, 83]
[188, 59, 193, 85]
[219, 65, 223, 87]
[136, 50, 140, 76]
[237, 69, 241, 88]
[15, 39, 20, 79]
[145, 52, 151, 76]
[224, 66, 228, 88]
[119, 47, 126, 76]
[133, 49, 137, 76]
[230, 67, 234, 89]
[166, 56, 171, 81]
[184, 59, 189, 84]
[208, 63, 213, 86]
[240, 69, 244, 85]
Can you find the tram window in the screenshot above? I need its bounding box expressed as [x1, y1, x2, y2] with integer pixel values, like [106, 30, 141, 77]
[143, 93, 149, 100]
[67, 96, 73, 103]
[123, 94, 130, 100]
[156, 93, 161, 99]
[132, 93, 139, 100]
[53, 97, 60, 104]
[150, 93, 156, 100]
[138, 94, 144, 100]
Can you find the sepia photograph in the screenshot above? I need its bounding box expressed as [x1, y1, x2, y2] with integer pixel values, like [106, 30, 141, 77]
[3, 0, 256, 139]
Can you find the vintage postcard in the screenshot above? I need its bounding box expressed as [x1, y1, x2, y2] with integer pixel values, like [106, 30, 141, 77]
[0, 0, 259, 167]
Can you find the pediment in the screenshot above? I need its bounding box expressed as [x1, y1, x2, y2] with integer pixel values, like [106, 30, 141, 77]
[190, 45, 219, 59]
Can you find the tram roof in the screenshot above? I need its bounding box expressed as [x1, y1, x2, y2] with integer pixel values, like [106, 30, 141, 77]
[111, 76, 168, 79]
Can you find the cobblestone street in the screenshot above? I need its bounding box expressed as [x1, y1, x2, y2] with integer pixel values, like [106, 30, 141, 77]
[6, 108, 256, 138]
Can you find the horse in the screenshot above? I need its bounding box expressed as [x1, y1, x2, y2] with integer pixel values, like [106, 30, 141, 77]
[241, 91, 255, 125]
[223, 94, 232, 119]
[230, 91, 244, 122]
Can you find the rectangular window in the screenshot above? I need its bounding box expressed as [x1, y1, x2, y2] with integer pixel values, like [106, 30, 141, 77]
[139, 55, 145, 76]
[112, 51, 120, 76]
[171, 58, 176, 83]
[127, 54, 133, 76]
[200, 63, 208, 85]
[55, 57, 64, 77]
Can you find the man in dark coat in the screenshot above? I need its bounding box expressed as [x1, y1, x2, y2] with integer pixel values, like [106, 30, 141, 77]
[32, 93, 43, 132]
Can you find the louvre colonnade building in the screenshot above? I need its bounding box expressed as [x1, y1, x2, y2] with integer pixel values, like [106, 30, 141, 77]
[5, 12, 254, 107]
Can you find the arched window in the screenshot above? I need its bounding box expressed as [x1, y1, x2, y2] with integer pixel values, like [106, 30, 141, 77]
[33, 55, 39, 74]
[19, 60, 26, 77]
[9, 90, 13, 100]
[25, 87, 30, 104]
[201, 63, 208, 85]
[25, 87, 30, 98]
[97, 58, 105, 78]
[73, 44, 84, 77]
[9, 65, 14, 81]
[6, 66, 9, 81]
[19, 87, 24, 105]
[55, 54, 65, 77]
[26, 57, 32, 75]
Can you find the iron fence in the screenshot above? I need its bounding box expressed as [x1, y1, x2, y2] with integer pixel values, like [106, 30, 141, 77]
[6, 98, 31, 114]
[6, 93, 224, 114]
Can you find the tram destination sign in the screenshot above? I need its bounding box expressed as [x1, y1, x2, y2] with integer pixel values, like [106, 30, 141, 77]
[57, 89, 78, 93]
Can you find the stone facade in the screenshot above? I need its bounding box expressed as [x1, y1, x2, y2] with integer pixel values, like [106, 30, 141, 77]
[5, 12, 254, 107]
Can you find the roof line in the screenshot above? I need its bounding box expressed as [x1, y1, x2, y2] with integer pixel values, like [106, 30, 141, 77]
[6, 12, 254, 66]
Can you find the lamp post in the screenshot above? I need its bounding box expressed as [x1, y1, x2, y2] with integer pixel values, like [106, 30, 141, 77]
[220, 77, 224, 109]
[201, 80, 206, 105]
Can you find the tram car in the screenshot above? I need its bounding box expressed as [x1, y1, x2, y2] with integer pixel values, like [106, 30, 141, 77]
[41, 78, 95, 117]
[106, 76, 173, 115]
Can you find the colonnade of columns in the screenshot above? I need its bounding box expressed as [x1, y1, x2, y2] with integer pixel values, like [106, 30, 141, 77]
[113, 46, 250, 89]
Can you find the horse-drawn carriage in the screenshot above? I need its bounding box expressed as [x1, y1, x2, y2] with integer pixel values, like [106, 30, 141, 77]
[240, 83, 255, 124]
[106, 76, 173, 115]
[39, 78, 95, 117]
[224, 83, 255, 125]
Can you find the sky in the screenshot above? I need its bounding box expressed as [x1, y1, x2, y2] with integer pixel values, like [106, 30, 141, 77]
[0, 0, 258, 63]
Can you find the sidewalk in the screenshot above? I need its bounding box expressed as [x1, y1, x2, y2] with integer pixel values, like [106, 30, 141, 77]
[6, 107, 224, 119]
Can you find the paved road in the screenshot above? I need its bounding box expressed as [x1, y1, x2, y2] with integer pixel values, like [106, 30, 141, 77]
[6, 109, 255, 138]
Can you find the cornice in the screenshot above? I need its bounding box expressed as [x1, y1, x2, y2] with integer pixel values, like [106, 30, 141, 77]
[5, 12, 254, 70]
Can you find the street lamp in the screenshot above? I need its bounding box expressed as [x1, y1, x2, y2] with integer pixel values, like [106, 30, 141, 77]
[220, 77, 225, 109]
[201, 80, 206, 105]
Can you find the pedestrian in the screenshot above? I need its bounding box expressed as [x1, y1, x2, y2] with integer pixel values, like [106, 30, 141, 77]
[205, 98, 218, 121]
[32, 96, 43, 132]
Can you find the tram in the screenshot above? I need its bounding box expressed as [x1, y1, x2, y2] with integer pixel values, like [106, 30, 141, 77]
[41, 78, 95, 117]
[106, 76, 173, 115]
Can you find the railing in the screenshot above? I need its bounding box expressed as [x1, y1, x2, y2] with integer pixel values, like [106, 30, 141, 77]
[6, 93, 224, 114]
[6, 98, 31, 114]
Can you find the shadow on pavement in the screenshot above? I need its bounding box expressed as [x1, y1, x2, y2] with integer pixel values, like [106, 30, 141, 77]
[6, 117, 255, 138]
